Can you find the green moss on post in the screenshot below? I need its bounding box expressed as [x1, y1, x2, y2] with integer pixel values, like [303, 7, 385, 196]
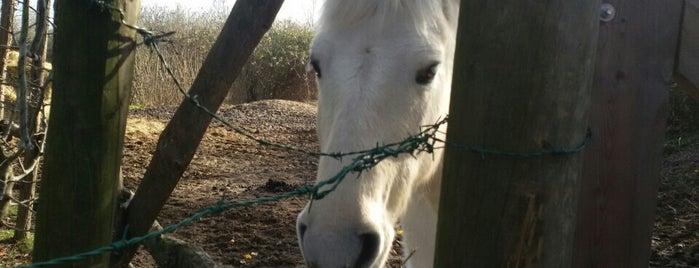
[32, 0, 139, 266]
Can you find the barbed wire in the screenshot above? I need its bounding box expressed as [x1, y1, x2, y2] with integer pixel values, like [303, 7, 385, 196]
[18, 2, 593, 267]
[434, 128, 593, 158]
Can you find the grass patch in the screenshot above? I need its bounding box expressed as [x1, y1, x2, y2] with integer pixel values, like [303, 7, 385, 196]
[664, 131, 699, 155]
[129, 103, 145, 110]
[0, 235, 34, 267]
[0, 203, 33, 266]
[0, 228, 13, 240]
[0, 232, 33, 267]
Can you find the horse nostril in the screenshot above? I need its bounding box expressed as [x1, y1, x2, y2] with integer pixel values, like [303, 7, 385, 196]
[355, 233, 380, 268]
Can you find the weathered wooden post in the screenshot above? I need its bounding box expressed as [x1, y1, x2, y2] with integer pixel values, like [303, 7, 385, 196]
[573, 1, 683, 267]
[434, 0, 599, 266]
[33, 0, 140, 266]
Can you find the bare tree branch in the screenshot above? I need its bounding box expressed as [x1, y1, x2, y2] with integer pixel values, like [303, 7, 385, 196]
[1, 219, 34, 232]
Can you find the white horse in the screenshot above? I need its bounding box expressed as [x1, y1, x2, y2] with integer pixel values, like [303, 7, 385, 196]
[296, 0, 460, 267]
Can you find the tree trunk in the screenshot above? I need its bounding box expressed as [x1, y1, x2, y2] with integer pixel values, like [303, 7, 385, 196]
[435, 0, 598, 266]
[0, 0, 15, 120]
[0, 156, 15, 221]
[14, 0, 51, 241]
[113, 1, 284, 266]
[32, 0, 140, 266]
[0, 0, 29, 227]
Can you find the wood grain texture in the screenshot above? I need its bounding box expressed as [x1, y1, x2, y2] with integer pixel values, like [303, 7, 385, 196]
[573, 0, 683, 267]
[33, 0, 140, 266]
[435, 0, 599, 266]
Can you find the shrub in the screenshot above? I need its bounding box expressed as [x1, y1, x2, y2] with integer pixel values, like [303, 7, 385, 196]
[131, 6, 316, 107]
[228, 20, 316, 104]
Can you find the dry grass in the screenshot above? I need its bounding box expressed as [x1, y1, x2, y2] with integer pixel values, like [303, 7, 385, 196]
[132, 6, 316, 107]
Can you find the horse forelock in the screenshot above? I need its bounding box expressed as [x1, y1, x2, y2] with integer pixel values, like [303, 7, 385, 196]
[317, 0, 459, 33]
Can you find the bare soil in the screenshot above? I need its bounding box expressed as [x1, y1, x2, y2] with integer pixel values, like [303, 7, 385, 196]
[124, 100, 318, 267]
[650, 137, 699, 267]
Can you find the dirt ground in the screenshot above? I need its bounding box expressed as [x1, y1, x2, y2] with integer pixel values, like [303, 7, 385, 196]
[124, 100, 318, 267]
[118, 99, 698, 268]
[650, 138, 699, 267]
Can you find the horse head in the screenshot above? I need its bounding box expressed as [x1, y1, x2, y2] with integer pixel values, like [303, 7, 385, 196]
[297, 1, 460, 267]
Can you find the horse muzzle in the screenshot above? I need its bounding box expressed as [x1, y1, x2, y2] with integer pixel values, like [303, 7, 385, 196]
[297, 210, 391, 268]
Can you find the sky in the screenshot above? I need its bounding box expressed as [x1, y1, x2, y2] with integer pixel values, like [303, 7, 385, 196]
[140, 0, 323, 23]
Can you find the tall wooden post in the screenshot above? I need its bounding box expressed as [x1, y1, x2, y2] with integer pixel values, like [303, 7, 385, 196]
[434, 0, 599, 266]
[33, 0, 140, 266]
[573, 1, 683, 267]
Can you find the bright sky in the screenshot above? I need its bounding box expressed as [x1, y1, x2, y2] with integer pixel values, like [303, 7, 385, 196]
[140, 0, 323, 22]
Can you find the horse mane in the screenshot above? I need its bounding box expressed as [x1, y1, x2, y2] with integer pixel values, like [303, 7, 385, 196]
[317, 0, 459, 32]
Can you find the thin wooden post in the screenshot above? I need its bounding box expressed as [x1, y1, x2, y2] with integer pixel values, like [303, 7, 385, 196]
[113, 1, 284, 266]
[573, 1, 683, 267]
[434, 0, 599, 266]
[33, 0, 140, 266]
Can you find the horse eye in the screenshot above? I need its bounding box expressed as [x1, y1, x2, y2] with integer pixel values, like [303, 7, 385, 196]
[309, 59, 322, 78]
[416, 62, 439, 85]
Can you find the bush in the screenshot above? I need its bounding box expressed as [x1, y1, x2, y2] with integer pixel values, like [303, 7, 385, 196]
[131, 6, 316, 107]
[132, 6, 225, 106]
[228, 20, 316, 104]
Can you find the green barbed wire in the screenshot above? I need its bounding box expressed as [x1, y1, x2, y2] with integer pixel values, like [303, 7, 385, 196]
[434, 128, 593, 158]
[20, 2, 593, 267]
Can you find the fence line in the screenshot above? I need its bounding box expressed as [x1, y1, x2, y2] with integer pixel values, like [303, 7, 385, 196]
[18, 2, 592, 267]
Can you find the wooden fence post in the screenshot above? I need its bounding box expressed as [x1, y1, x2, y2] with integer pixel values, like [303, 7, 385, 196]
[434, 0, 599, 266]
[573, 1, 683, 267]
[33, 0, 140, 266]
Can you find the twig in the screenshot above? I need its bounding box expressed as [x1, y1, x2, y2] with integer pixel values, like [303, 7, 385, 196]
[12, 154, 39, 181]
[6, 194, 36, 212]
[1, 219, 34, 233]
